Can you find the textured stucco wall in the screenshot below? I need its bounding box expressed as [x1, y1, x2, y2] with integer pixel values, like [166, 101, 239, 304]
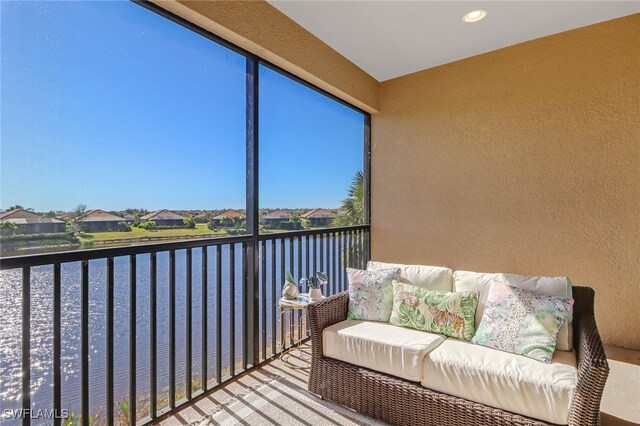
[372, 14, 640, 349]
[152, 0, 379, 113]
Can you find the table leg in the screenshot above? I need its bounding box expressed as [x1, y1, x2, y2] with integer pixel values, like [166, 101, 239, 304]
[279, 307, 285, 353]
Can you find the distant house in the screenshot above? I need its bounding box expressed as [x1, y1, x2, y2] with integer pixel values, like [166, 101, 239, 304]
[211, 209, 245, 227]
[140, 209, 185, 227]
[302, 208, 335, 227]
[120, 212, 136, 222]
[78, 209, 125, 232]
[0, 208, 66, 234]
[262, 210, 291, 228]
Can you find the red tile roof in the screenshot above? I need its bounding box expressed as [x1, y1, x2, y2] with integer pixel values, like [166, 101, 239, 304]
[0, 208, 64, 224]
[302, 208, 335, 218]
[262, 210, 291, 219]
[78, 209, 124, 222]
[140, 209, 184, 220]
[212, 209, 245, 219]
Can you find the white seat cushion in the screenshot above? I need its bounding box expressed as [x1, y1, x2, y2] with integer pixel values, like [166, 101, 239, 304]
[421, 339, 577, 425]
[323, 320, 445, 382]
[368, 261, 453, 292]
[453, 270, 574, 351]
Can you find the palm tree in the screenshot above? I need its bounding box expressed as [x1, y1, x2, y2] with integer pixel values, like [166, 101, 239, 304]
[333, 171, 365, 268]
[332, 170, 364, 227]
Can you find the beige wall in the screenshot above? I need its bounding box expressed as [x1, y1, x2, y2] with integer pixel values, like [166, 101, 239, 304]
[372, 14, 640, 349]
[152, 0, 379, 113]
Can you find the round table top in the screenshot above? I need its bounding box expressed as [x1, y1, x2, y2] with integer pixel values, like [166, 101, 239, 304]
[279, 293, 326, 309]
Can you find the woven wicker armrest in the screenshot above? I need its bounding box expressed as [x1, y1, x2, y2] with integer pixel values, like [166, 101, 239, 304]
[307, 291, 349, 360]
[568, 287, 609, 426]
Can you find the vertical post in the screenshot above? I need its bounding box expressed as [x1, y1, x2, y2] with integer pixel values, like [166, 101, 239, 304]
[270, 241, 276, 357]
[338, 232, 343, 292]
[311, 235, 316, 275]
[331, 233, 336, 295]
[53, 264, 62, 426]
[169, 250, 176, 408]
[280, 238, 285, 350]
[364, 114, 372, 261]
[215, 247, 222, 384]
[319, 234, 324, 276]
[201, 247, 208, 391]
[245, 55, 259, 368]
[149, 253, 157, 418]
[305, 236, 310, 286]
[229, 246, 235, 377]
[297, 236, 302, 283]
[106, 258, 114, 424]
[185, 248, 192, 399]
[21, 267, 30, 426]
[81, 260, 89, 426]
[241, 244, 248, 371]
[261, 240, 267, 361]
[129, 256, 137, 425]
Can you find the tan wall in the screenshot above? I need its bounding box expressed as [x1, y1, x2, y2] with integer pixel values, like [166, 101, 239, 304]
[372, 14, 640, 349]
[152, 0, 379, 113]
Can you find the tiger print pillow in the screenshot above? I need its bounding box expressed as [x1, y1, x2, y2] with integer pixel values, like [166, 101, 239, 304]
[389, 281, 479, 340]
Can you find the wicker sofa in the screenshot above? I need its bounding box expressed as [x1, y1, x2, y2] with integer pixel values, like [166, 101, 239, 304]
[308, 285, 609, 426]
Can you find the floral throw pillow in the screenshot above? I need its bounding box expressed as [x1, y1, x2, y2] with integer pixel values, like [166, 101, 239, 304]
[389, 281, 479, 340]
[347, 267, 401, 322]
[471, 281, 574, 363]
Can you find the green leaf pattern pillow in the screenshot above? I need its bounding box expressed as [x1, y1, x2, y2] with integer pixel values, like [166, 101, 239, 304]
[389, 281, 479, 340]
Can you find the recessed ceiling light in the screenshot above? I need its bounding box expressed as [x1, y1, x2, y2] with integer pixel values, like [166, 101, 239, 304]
[463, 9, 487, 23]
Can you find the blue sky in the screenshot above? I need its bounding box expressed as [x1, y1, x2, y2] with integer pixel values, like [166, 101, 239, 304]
[0, 1, 364, 212]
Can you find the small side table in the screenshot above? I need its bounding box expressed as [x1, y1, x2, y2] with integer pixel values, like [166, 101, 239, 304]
[278, 293, 325, 369]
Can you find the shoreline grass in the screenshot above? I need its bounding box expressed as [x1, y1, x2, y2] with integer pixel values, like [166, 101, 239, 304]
[78, 224, 224, 243]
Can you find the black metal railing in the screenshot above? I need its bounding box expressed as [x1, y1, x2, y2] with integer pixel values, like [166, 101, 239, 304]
[0, 225, 369, 426]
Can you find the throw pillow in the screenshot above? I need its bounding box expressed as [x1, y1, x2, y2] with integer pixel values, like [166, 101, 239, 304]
[346, 267, 401, 322]
[471, 281, 574, 363]
[389, 281, 478, 340]
[453, 270, 574, 351]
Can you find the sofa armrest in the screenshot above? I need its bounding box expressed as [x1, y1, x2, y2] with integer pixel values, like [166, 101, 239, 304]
[568, 291, 609, 426]
[307, 291, 349, 360]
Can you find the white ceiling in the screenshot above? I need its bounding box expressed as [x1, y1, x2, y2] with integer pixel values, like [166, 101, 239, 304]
[268, 1, 639, 81]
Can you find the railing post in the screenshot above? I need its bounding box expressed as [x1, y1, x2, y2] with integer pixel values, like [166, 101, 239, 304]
[129, 255, 137, 425]
[81, 260, 89, 426]
[21, 267, 30, 426]
[106, 258, 115, 424]
[53, 263, 62, 426]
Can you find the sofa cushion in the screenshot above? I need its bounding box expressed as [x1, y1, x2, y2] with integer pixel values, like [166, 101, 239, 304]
[389, 281, 479, 341]
[453, 270, 574, 351]
[367, 261, 453, 292]
[421, 338, 577, 425]
[346, 267, 401, 322]
[323, 320, 445, 382]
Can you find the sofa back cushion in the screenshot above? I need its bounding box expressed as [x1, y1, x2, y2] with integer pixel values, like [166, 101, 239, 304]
[347, 267, 402, 322]
[454, 270, 574, 351]
[471, 282, 573, 363]
[389, 281, 479, 341]
[367, 261, 453, 292]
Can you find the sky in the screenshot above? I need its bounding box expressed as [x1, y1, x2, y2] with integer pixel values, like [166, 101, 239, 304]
[0, 1, 364, 212]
